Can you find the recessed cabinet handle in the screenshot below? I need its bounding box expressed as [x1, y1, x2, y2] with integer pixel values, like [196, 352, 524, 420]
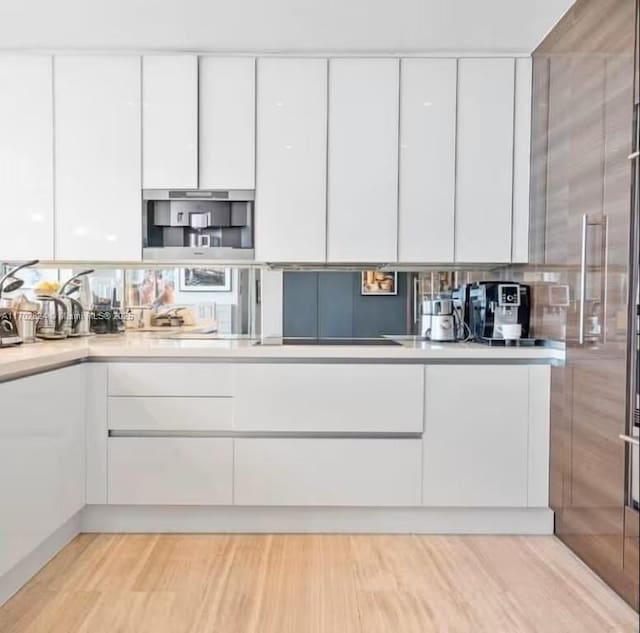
[619, 434, 640, 447]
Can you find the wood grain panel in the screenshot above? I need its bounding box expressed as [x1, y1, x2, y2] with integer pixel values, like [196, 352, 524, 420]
[0, 534, 637, 632]
[531, 0, 637, 610]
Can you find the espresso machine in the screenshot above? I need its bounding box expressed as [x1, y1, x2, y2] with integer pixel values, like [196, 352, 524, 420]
[465, 281, 533, 346]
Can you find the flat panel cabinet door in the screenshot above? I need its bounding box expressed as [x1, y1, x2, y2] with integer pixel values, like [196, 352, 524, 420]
[256, 58, 327, 262]
[512, 58, 532, 263]
[234, 438, 422, 506]
[455, 58, 515, 263]
[0, 366, 85, 577]
[199, 57, 255, 189]
[108, 437, 233, 505]
[423, 365, 529, 507]
[0, 56, 54, 260]
[233, 363, 424, 433]
[399, 58, 456, 262]
[142, 55, 198, 189]
[54, 56, 141, 261]
[327, 58, 399, 262]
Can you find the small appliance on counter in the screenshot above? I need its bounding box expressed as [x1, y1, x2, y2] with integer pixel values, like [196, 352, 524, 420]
[12, 294, 41, 343]
[421, 298, 460, 342]
[36, 295, 68, 339]
[465, 281, 539, 346]
[0, 259, 39, 347]
[59, 270, 94, 337]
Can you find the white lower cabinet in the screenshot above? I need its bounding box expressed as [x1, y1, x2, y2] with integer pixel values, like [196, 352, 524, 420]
[234, 438, 422, 506]
[0, 366, 85, 577]
[108, 397, 233, 432]
[423, 365, 530, 507]
[233, 363, 424, 433]
[108, 437, 233, 505]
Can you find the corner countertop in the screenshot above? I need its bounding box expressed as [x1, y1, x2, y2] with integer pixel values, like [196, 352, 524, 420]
[0, 333, 564, 382]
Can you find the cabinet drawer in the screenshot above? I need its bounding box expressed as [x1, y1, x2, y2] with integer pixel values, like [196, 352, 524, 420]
[234, 438, 422, 506]
[108, 397, 233, 431]
[108, 437, 232, 505]
[233, 364, 423, 433]
[108, 363, 233, 397]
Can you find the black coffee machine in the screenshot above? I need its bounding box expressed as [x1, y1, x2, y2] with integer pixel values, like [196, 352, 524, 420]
[464, 281, 532, 346]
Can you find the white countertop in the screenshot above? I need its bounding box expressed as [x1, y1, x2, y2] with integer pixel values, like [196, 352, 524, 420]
[0, 333, 564, 380]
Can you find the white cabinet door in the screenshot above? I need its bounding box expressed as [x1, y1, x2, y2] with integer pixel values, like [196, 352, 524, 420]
[0, 56, 54, 261]
[199, 57, 255, 189]
[108, 362, 233, 396]
[455, 58, 515, 263]
[256, 58, 327, 262]
[54, 55, 141, 261]
[142, 55, 197, 189]
[108, 397, 233, 432]
[108, 437, 233, 505]
[327, 58, 399, 262]
[0, 366, 85, 577]
[233, 363, 424, 433]
[399, 58, 457, 263]
[234, 438, 422, 506]
[511, 57, 532, 263]
[423, 365, 529, 507]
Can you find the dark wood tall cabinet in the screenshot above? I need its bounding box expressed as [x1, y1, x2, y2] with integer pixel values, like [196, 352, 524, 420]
[531, 0, 639, 609]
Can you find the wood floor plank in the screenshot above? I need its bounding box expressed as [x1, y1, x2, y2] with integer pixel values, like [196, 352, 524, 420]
[0, 534, 636, 633]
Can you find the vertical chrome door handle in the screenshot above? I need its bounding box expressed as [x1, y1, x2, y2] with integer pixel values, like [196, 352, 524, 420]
[579, 213, 588, 345]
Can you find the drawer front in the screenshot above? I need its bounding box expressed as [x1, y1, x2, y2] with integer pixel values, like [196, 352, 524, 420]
[233, 364, 424, 433]
[108, 437, 232, 505]
[108, 363, 233, 397]
[108, 397, 233, 431]
[234, 438, 422, 506]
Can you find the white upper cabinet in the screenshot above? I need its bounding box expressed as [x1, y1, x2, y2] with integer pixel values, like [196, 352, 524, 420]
[256, 58, 327, 262]
[199, 57, 255, 190]
[327, 58, 399, 263]
[142, 55, 198, 189]
[512, 57, 533, 263]
[455, 58, 515, 263]
[0, 56, 54, 261]
[54, 56, 141, 261]
[398, 58, 457, 263]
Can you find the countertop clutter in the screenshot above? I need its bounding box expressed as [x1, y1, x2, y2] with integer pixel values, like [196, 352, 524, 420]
[0, 333, 564, 381]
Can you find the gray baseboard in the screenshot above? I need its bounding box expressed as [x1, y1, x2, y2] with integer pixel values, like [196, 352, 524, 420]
[81, 505, 554, 535]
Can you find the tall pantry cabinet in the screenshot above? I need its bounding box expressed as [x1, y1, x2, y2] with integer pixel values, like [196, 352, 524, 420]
[531, 0, 639, 610]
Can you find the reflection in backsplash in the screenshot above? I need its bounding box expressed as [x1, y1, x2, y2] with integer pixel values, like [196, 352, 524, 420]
[0, 264, 260, 336]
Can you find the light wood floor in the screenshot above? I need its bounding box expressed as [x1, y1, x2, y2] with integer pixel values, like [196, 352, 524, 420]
[0, 534, 637, 633]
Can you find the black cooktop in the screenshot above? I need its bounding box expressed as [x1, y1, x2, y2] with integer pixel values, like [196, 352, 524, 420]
[260, 337, 401, 346]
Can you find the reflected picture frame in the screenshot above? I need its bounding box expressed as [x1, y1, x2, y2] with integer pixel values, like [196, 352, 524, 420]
[180, 268, 232, 292]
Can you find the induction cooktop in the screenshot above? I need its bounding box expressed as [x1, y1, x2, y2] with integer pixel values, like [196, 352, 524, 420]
[257, 337, 402, 346]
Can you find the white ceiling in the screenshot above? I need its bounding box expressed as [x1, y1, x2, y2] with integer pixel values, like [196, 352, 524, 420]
[0, 0, 573, 53]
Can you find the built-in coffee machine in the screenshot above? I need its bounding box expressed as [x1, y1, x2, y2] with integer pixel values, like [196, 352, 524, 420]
[143, 190, 254, 261]
[464, 281, 534, 346]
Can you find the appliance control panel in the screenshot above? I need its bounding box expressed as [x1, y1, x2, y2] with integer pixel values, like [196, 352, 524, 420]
[497, 284, 521, 307]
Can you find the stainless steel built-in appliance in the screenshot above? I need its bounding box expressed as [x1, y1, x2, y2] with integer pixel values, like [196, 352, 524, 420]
[143, 190, 254, 261]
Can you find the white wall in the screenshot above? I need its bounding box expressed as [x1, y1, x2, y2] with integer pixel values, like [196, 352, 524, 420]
[0, 0, 573, 53]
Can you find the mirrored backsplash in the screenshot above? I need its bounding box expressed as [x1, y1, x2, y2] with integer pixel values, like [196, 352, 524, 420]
[3, 263, 573, 341]
[0, 264, 260, 336]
